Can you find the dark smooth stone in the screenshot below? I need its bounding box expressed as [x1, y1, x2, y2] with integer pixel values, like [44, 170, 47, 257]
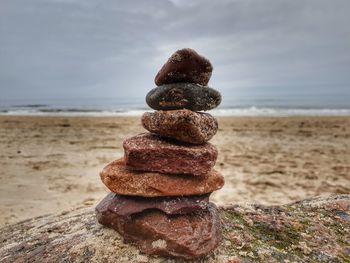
[123, 133, 217, 176]
[100, 159, 224, 197]
[146, 83, 221, 111]
[142, 109, 218, 144]
[96, 202, 222, 260]
[95, 192, 210, 217]
[155, 48, 213, 86]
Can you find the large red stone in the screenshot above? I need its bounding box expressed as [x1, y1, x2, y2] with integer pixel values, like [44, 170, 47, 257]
[96, 202, 221, 260]
[100, 159, 224, 197]
[123, 133, 217, 176]
[155, 48, 213, 86]
[95, 192, 210, 216]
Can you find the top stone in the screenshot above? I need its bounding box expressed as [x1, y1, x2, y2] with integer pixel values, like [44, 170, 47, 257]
[155, 48, 213, 86]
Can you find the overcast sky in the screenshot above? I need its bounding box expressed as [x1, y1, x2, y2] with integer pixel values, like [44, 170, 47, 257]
[1, 0, 350, 105]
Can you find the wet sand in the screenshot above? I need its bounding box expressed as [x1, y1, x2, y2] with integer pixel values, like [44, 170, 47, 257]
[0, 116, 349, 225]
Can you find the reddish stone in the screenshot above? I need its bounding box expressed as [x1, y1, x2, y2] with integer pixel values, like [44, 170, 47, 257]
[96, 202, 221, 260]
[155, 48, 213, 86]
[95, 192, 210, 217]
[123, 133, 217, 176]
[100, 159, 224, 197]
[142, 109, 218, 144]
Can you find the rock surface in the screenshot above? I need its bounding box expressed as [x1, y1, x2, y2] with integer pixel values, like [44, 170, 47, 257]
[155, 48, 213, 86]
[146, 83, 221, 111]
[100, 159, 224, 197]
[96, 192, 210, 216]
[142, 110, 218, 144]
[96, 203, 221, 260]
[123, 133, 217, 176]
[1, 195, 349, 262]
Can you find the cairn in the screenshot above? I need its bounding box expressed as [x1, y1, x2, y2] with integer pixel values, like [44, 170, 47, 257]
[96, 48, 224, 260]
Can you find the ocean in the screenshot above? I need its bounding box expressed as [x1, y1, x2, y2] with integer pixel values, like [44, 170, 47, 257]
[1, 93, 350, 117]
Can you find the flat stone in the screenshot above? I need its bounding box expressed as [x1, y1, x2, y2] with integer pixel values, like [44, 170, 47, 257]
[146, 83, 221, 111]
[96, 202, 221, 260]
[142, 109, 218, 144]
[155, 48, 213, 86]
[100, 159, 224, 197]
[95, 192, 210, 217]
[123, 133, 217, 176]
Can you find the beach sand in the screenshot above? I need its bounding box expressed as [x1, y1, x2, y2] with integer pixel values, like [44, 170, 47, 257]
[0, 116, 349, 226]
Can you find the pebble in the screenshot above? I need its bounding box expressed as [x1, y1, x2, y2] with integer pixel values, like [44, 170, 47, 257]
[142, 109, 218, 144]
[146, 83, 221, 111]
[123, 133, 217, 176]
[96, 202, 221, 260]
[95, 192, 210, 217]
[100, 159, 224, 197]
[155, 48, 213, 86]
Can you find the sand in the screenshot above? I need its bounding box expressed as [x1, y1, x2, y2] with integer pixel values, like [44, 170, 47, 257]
[0, 116, 349, 226]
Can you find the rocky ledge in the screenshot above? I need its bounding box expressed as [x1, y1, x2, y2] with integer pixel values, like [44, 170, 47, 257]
[0, 195, 349, 263]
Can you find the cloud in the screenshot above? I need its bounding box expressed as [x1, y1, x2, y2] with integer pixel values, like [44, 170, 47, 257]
[0, 0, 349, 104]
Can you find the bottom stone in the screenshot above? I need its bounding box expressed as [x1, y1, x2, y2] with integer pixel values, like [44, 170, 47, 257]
[96, 192, 210, 216]
[96, 202, 221, 260]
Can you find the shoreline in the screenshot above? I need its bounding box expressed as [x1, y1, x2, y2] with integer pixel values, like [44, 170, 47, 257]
[1, 115, 350, 226]
[1, 106, 350, 118]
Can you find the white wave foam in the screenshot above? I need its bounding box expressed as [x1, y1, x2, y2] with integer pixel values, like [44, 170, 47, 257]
[1, 107, 350, 117]
[211, 107, 350, 116]
[0, 109, 150, 117]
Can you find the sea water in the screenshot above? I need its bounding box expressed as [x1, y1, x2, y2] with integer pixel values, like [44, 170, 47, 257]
[0, 93, 349, 117]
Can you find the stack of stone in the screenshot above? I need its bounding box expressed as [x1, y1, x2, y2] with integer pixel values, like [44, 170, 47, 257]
[95, 48, 224, 260]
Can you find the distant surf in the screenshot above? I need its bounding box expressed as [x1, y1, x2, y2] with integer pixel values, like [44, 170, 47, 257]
[1, 105, 350, 117]
[1, 95, 350, 116]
